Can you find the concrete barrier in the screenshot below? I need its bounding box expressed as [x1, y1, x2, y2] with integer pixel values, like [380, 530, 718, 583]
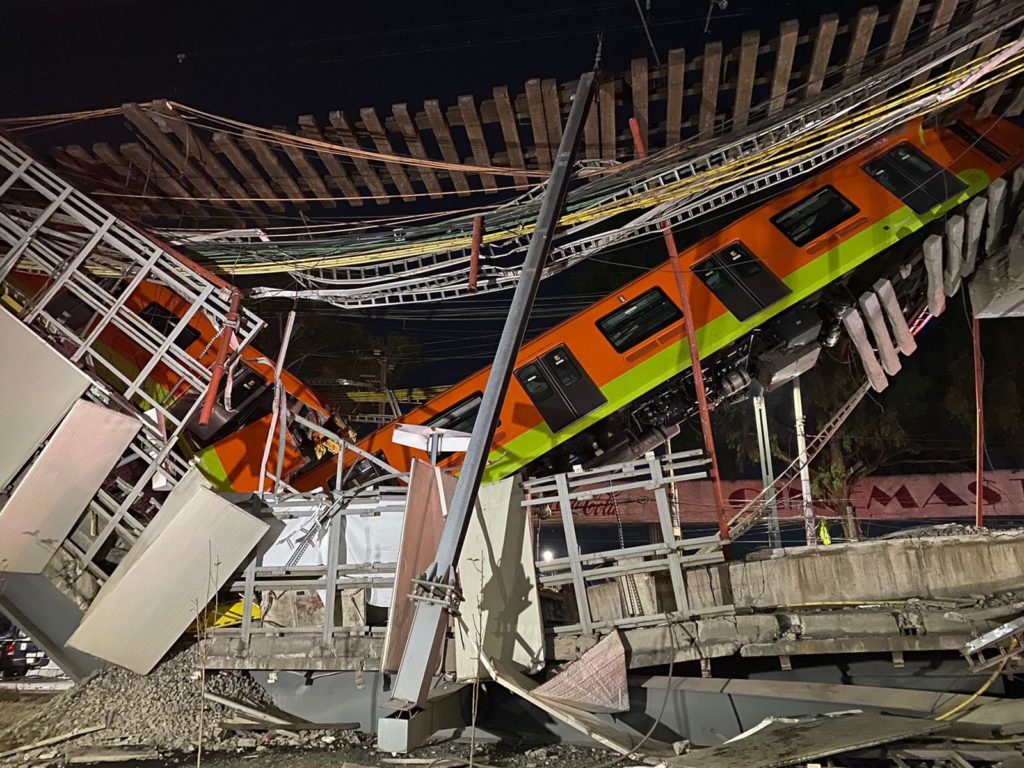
[730, 533, 1024, 610]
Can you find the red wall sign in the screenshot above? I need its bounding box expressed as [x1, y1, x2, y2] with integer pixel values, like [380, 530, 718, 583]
[533, 470, 1024, 526]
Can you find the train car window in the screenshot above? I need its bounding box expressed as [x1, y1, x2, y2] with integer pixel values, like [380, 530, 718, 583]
[596, 287, 683, 352]
[544, 349, 582, 387]
[770, 186, 859, 246]
[516, 364, 555, 402]
[863, 143, 967, 214]
[425, 392, 483, 433]
[949, 122, 1009, 164]
[695, 243, 791, 322]
[139, 302, 201, 350]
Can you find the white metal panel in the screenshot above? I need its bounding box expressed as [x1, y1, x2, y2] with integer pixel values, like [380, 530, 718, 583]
[454, 475, 544, 681]
[0, 309, 91, 488]
[0, 400, 140, 574]
[67, 468, 269, 674]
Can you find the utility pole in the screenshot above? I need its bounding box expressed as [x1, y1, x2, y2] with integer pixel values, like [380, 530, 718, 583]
[387, 72, 596, 711]
[792, 376, 816, 546]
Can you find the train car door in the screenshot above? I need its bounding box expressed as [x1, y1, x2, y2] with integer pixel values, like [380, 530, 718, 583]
[515, 345, 606, 433]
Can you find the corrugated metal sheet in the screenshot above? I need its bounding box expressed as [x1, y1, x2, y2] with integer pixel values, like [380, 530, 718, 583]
[0, 309, 91, 488]
[0, 400, 140, 574]
[67, 468, 269, 674]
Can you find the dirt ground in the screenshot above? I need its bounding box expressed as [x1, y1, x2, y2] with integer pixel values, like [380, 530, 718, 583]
[0, 689, 621, 768]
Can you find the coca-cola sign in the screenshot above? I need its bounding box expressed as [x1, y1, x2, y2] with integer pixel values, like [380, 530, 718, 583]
[534, 470, 1024, 525]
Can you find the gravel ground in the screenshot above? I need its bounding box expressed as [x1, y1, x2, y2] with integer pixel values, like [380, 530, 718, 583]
[0, 645, 622, 767]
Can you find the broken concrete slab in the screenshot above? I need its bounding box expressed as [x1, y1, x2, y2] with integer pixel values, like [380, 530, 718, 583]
[534, 631, 628, 714]
[984, 177, 1008, 255]
[858, 292, 901, 376]
[665, 712, 947, 767]
[944, 215, 965, 296]
[840, 307, 887, 391]
[923, 234, 946, 316]
[67, 469, 270, 674]
[963, 196, 988, 277]
[872, 279, 916, 356]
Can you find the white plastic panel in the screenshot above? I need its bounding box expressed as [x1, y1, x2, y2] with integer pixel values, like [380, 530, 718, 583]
[0, 400, 140, 574]
[0, 309, 91, 488]
[67, 468, 269, 674]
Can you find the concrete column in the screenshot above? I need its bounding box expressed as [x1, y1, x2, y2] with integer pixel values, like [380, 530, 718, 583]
[944, 215, 964, 296]
[923, 234, 946, 316]
[858, 291, 901, 376]
[963, 197, 987, 277]
[985, 178, 1008, 255]
[872, 278, 917, 356]
[841, 307, 888, 392]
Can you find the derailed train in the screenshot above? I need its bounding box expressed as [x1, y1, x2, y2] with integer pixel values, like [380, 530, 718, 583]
[291, 113, 1024, 490]
[9, 113, 1019, 496]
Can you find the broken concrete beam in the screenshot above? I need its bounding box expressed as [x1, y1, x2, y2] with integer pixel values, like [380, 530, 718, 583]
[985, 178, 1008, 255]
[944, 215, 964, 296]
[857, 292, 901, 376]
[1008, 207, 1024, 283]
[923, 234, 946, 316]
[840, 308, 888, 392]
[872, 278, 916, 356]
[963, 197, 988, 277]
[1012, 166, 1024, 205]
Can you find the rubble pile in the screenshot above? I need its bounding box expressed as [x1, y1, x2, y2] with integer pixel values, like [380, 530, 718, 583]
[0, 645, 277, 755]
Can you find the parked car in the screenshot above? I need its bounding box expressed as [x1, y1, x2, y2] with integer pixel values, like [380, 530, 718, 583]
[0, 616, 48, 678]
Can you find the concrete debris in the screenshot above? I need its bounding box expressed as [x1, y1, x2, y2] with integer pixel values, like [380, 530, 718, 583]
[0, 644, 286, 757]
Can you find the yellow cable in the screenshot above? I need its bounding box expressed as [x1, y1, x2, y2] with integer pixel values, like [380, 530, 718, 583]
[934, 639, 1018, 722]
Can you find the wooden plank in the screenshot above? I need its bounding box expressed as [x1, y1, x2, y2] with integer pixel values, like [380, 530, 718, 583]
[360, 107, 416, 201]
[119, 142, 208, 217]
[64, 145, 146, 216]
[883, 0, 920, 65]
[844, 6, 879, 84]
[296, 115, 363, 206]
[391, 104, 443, 198]
[525, 78, 551, 170]
[327, 111, 389, 203]
[951, 0, 995, 70]
[423, 100, 471, 195]
[211, 132, 285, 213]
[92, 142, 174, 218]
[280, 137, 336, 208]
[665, 48, 686, 147]
[768, 20, 799, 117]
[150, 102, 264, 220]
[242, 131, 308, 210]
[599, 78, 617, 160]
[630, 58, 649, 152]
[541, 79, 563, 166]
[699, 41, 723, 139]
[1003, 84, 1024, 118]
[457, 96, 497, 192]
[492, 86, 526, 170]
[733, 31, 760, 132]
[911, 0, 958, 86]
[977, 77, 1009, 119]
[121, 103, 234, 220]
[806, 14, 839, 99]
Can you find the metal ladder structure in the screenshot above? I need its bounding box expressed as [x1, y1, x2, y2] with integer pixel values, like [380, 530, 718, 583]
[0, 131, 267, 673]
[253, 0, 1024, 307]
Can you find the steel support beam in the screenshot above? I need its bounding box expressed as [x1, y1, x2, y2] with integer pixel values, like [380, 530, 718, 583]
[387, 72, 596, 713]
[752, 385, 781, 549]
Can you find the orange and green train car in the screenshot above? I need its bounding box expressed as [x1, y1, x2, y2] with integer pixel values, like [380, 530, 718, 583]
[4, 269, 333, 493]
[293, 113, 1024, 491]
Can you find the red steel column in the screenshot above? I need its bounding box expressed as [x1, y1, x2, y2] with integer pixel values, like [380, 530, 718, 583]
[628, 118, 730, 546]
[468, 215, 483, 292]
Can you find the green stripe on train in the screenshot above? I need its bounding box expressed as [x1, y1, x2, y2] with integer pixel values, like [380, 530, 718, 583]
[480, 169, 989, 483]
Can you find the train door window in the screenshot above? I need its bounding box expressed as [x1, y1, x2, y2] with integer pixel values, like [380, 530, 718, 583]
[596, 287, 683, 353]
[771, 186, 860, 247]
[516, 346, 606, 433]
[695, 243, 791, 321]
[949, 122, 1009, 163]
[863, 142, 968, 214]
[139, 302, 200, 350]
[425, 392, 483, 434]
